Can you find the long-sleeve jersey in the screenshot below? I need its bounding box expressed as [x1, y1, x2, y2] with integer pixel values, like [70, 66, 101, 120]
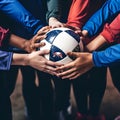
[94, 13, 120, 67]
[93, 44, 120, 67]
[0, 0, 60, 52]
[67, 0, 106, 28]
[82, 0, 120, 67]
[82, 0, 120, 37]
[101, 14, 120, 43]
[0, 0, 60, 36]
[0, 27, 13, 70]
[0, 0, 44, 36]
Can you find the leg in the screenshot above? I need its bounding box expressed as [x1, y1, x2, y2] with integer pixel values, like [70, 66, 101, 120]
[72, 75, 88, 115]
[21, 66, 40, 120]
[37, 71, 54, 120]
[109, 64, 120, 92]
[53, 76, 71, 120]
[88, 67, 107, 119]
[0, 66, 18, 120]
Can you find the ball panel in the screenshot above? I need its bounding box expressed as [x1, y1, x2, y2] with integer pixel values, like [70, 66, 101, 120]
[57, 56, 73, 64]
[50, 45, 66, 62]
[46, 30, 62, 44]
[65, 30, 80, 43]
[52, 32, 79, 53]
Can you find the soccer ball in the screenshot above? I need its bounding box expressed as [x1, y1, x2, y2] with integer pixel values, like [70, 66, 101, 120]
[40, 27, 82, 64]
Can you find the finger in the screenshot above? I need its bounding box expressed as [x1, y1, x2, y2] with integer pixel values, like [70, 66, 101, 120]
[36, 49, 50, 55]
[57, 67, 75, 77]
[46, 60, 63, 68]
[62, 72, 78, 79]
[44, 69, 55, 75]
[67, 52, 79, 58]
[69, 73, 80, 80]
[55, 64, 72, 71]
[34, 42, 46, 48]
[37, 26, 51, 33]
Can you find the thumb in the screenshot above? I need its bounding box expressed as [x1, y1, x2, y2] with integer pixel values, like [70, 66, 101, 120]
[81, 30, 88, 37]
[67, 52, 79, 60]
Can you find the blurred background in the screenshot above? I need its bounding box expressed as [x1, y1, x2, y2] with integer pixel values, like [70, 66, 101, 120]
[11, 68, 120, 120]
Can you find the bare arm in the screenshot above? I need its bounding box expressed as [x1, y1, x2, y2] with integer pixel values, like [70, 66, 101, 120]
[12, 50, 62, 75]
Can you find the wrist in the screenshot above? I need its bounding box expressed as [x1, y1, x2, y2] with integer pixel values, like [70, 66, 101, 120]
[88, 53, 94, 67]
[12, 53, 29, 66]
[23, 54, 30, 66]
[49, 17, 58, 24]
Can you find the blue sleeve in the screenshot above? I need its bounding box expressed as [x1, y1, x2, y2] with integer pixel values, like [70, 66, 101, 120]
[82, 0, 120, 37]
[0, 50, 13, 70]
[0, 0, 44, 35]
[93, 44, 120, 67]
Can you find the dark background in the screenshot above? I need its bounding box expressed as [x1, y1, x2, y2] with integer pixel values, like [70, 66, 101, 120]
[11, 68, 120, 120]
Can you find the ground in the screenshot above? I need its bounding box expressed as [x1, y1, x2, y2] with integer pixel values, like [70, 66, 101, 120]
[11, 69, 120, 120]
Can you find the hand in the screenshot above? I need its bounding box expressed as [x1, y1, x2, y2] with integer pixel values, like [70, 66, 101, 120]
[63, 24, 82, 35]
[26, 50, 63, 75]
[24, 26, 51, 53]
[56, 52, 94, 79]
[49, 17, 64, 28]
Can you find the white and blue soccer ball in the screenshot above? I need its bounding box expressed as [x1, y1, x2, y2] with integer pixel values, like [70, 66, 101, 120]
[40, 27, 82, 64]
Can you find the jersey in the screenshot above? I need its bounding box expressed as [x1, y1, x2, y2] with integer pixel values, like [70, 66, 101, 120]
[0, 27, 12, 70]
[82, 0, 120, 37]
[93, 44, 120, 67]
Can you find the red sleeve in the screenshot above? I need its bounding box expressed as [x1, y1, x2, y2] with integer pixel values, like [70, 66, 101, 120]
[0, 27, 10, 47]
[67, 0, 90, 28]
[67, 0, 106, 29]
[101, 14, 120, 43]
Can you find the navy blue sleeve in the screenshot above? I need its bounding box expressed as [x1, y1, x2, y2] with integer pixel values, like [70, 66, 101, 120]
[82, 0, 120, 37]
[93, 44, 120, 67]
[0, 0, 44, 35]
[0, 50, 13, 70]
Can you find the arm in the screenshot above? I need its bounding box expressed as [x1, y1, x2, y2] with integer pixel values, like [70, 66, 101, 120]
[0, 26, 50, 53]
[67, 0, 90, 29]
[9, 26, 50, 53]
[0, 50, 13, 70]
[82, 0, 120, 37]
[85, 13, 120, 52]
[93, 44, 120, 67]
[12, 50, 62, 75]
[0, 49, 62, 75]
[46, 0, 64, 28]
[0, 0, 44, 35]
[56, 44, 120, 79]
[101, 14, 120, 43]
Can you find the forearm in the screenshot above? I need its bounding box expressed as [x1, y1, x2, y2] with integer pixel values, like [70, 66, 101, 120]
[86, 35, 107, 52]
[12, 53, 28, 66]
[46, 0, 60, 22]
[0, 0, 43, 35]
[93, 44, 120, 67]
[101, 14, 120, 43]
[83, 0, 120, 37]
[67, 0, 90, 28]
[9, 34, 28, 51]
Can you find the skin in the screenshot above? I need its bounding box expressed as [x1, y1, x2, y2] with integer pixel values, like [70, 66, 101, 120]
[49, 17, 65, 28]
[12, 50, 62, 75]
[9, 26, 51, 53]
[56, 32, 108, 79]
[7, 26, 63, 75]
[56, 52, 94, 79]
